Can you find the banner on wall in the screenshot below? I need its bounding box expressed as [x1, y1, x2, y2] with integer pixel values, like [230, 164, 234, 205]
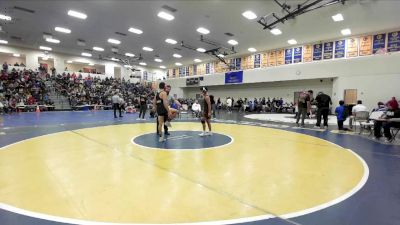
[225, 70, 243, 84]
[267, 51, 276, 67]
[261, 52, 269, 68]
[334, 40, 346, 58]
[373, 33, 387, 54]
[293, 47, 302, 63]
[193, 65, 197, 75]
[185, 66, 190, 76]
[303, 45, 312, 62]
[254, 54, 261, 68]
[313, 44, 322, 61]
[205, 63, 210, 74]
[387, 31, 400, 52]
[247, 55, 254, 70]
[323, 42, 334, 59]
[235, 57, 242, 70]
[285, 48, 293, 64]
[276, 49, 284, 66]
[359, 35, 372, 56]
[347, 38, 359, 58]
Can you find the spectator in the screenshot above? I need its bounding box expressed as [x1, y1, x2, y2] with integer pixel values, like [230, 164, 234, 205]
[349, 100, 368, 129]
[296, 90, 312, 127]
[372, 102, 387, 112]
[387, 97, 399, 110]
[374, 102, 400, 142]
[217, 97, 221, 114]
[226, 97, 232, 113]
[138, 94, 148, 120]
[315, 91, 332, 128]
[192, 100, 201, 117]
[335, 100, 350, 131]
[2, 62, 8, 72]
[210, 95, 216, 117]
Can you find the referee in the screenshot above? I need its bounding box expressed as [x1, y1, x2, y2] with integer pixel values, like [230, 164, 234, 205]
[112, 92, 122, 118]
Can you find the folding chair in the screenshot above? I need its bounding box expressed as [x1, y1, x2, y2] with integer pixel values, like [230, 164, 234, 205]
[360, 111, 384, 136]
[354, 111, 370, 134]
[389, 118, 400, 142]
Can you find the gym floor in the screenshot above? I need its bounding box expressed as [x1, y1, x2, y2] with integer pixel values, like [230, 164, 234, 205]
[0, 111, 399, 225]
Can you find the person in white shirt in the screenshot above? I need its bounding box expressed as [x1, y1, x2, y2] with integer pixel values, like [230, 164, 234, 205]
[226, 97, 232, 113]
[191, 100, 201, 117]
[111, 92, 121, 118]
[349, 100, 368, 129]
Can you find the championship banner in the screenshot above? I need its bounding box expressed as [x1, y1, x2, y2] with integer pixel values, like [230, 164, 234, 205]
[247, 55, 254, 70]
[285, 48, 293, 64]
[225, 70, 243, 84]
[235, 57, 242, 70]
[261, 52, 269, 68]
[241, 56, 248, 70]
[323, 42, 334, 60]
[313, 44, 322, 61]
[359, 35, 372, 56]
[267, 51, 276, 67]
[193, 65, 197, 75]
[347, 38, 359, 58]
[172, 68, 176, 78]
[188, 66, 193, 76]
[293, 47, 302, 63]
[185, 66, 190, 76]
[303, 45, 312, 62]
[334, 40, 345, 58]
[254, 54, 261, 68]
[373, 33, 387, 54]
[387, 31, 400, 52]
[205, 63, 210, 74]
[276, 49, 284, 66]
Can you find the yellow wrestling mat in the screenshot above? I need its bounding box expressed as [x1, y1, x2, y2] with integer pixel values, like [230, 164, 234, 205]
[0, 122, 367, 224]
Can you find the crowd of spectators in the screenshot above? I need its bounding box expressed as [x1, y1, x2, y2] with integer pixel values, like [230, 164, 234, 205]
[51, 72, 154, 109]
[0, 64, 53, 113]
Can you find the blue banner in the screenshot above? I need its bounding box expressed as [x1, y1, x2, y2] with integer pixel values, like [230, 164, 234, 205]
[387, 31, 400, 52]
[313, 44, 322, 61]
[293, 47, 302, 63]
[323, 42, 334, 59]
[185, 66, 189, 76]
[205, 63, 210, 74]
[235, 58, 242, 70]
[285, 48, 293, 64]
[254, 54, 261, 68]
[373, 33, 386, 54]
[334, 40, 345, 58]
[225, 71, 243, 84]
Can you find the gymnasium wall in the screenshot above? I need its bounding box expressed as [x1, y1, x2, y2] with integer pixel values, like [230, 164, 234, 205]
[183, 79, 333, 104]
[0, 53, 26, 65]
[168, 53, 400, 110]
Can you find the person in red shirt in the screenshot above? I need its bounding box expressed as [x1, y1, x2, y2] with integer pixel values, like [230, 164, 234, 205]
[387, 97, 399, 111]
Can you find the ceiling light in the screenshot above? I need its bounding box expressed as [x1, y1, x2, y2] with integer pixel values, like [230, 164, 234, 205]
[55, 27, 71, 34]
[173, 53, 182, 58]
[111, 57, 119, 61]
[125, 53, 135, 57]
[88, 63, 94, 66]
[165, 38, 177, 44]
[81, 52, 92, 57]
[332, 13, 344, 22]
[228, 40, 238, 45]
[248, 47, 257, 52]
[196, 48, 206, 52]
[288, 39, 297, 45]
[139, 62, 147, 66]
[217, 54, 225, 58]
[242, 11, 257, 20]
[0, 40, 8, 44]
[128, 27, 143, 34]
[13, 53, 20, 57]
[196, 27, 210, 34]
[108, 38, 121, 45]
[67, 10, 87, 19]
[142, 46, 153, 51]
[157, 11, 174, 21]
[124, 65, 132, 68]
[93, 47, 104, 51]
[175, 62, 182, 66]
[39, 46, 52, 51]
[67, 60, 73, 63]
[194, 59, 202, 63]
[160, 66, 166, 69]
[341, 28, 351, 36]
[46, 38, 60, 44]
[154, 58, 163, 62]
[0, 14, 12, 21]
[42, 57, 49, 60]
[270, 28, 282, 35]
